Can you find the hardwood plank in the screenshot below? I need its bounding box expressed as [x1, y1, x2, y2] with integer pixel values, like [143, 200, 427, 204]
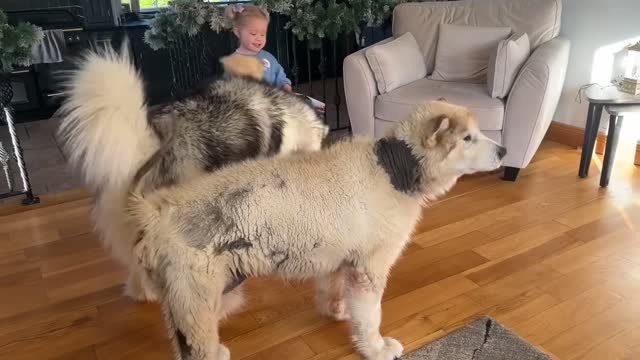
[473, 221, 571, 260]
[540, 255, 638, 302]
[226, 309, 330, 359]
[486, 288, 560, 328]
[0, 267, 41, 288]
[51, 347, 98, 360]
[384, 251, 488, 300]
[465, 264, 563, 307]
[220, 311, 262, 342]
[542, 299, 640, 359]
[1, 226, 62, 253]
[565, 210, 638, 244]
[44, 258, 127, 303]
[102, 339, 172, 360]
[0, 297, 162, 360]
[304, 344, 353, 360]
[414, 177, 602, 247]
[302, 322, 352, 354]
[580, 325, 640, 360]
[94, 323, 170, 360]
[0, 250, 36, 279]
[511, 286, 623, 345]
[543, 228, 639, 274]
[381, 275, 479, 326]
[0, 280, 49, 320]
[393, 231, 495, 274]
[466, 233, 582, 286]
[554, 197, 622, 229]
[253, 337, 315, 360]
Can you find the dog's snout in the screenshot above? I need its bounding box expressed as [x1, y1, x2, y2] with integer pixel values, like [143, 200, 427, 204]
[497, 146, 507, 160]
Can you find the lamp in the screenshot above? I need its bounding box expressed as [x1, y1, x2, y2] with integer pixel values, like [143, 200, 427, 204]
[621, 41, 640, 95]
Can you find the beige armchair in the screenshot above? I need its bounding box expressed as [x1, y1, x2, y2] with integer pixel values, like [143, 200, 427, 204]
[343, 0, 570, 181]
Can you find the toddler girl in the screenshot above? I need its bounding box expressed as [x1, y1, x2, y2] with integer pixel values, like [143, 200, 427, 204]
[225, 4, 293, 92]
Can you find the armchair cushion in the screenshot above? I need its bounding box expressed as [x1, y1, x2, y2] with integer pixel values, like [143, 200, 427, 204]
[375, 78, 505, 131]
[393, 0, 562, 74]
[431, 24, 511, 83]
[487, 32, 531, 98]
[365, 32, 427, 94]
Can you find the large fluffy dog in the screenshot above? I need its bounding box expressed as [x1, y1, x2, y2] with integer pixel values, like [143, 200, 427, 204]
[56, 43, 328, 303]
[130, 100, 507, 360]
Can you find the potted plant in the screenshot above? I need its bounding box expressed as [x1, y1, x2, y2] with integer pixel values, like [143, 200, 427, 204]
[0, 9, 43, 107]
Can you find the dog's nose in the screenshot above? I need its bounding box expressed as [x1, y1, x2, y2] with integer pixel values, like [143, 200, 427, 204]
[497, 146, 507, 160]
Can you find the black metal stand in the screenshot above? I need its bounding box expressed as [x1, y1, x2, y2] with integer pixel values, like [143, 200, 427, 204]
[0, 78, 40, 205]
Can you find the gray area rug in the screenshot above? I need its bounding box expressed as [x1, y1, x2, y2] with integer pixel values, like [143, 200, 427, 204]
[402, 316, 550, 360]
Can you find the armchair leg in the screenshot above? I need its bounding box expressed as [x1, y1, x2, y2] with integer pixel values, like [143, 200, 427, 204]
[502, 167, 520, 182]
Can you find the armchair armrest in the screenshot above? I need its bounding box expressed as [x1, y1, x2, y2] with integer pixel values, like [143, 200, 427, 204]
[343, 39, 392, 136]
[503, 37, 571, 169]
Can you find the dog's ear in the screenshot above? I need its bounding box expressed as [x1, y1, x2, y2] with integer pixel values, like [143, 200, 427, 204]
[437, 97, 448, 103]
[423, 116, 450, 148]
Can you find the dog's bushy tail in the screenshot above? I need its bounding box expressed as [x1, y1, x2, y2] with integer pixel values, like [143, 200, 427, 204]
[57, 41, 160, 194]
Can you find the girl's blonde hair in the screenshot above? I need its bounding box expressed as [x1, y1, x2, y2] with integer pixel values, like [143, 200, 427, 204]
[224, 4, 270, 28]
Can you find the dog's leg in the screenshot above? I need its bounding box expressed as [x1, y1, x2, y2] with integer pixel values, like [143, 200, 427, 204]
[125, 263, 159, 303]
[162, 270, 229, 360]
[314, 268, 350, 321]
[219, 285, 246, 322]
[346, 257, 403, 360]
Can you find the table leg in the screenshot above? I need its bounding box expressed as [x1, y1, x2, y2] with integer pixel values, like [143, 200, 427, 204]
[579, 103, 603, 178]
[600, 114, 623, 187]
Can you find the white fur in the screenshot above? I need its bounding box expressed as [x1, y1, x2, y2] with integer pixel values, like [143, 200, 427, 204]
[56, 43, 160, 300]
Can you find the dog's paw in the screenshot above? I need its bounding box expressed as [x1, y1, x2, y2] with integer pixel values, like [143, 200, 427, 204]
[124, 285, 159, 303]
[217, 344, 231, 360]
[371, 337, 403, 360]
[124, 275, 159, 303]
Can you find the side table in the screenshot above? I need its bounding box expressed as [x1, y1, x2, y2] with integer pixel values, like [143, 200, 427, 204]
[578, 85, 640, 187]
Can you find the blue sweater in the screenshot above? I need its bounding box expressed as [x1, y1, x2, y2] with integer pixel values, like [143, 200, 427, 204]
[234, 50, 291, 88]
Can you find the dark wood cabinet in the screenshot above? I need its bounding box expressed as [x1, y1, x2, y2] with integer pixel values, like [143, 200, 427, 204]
[126, 28, 175, 105]
[81, 0, 114, 29]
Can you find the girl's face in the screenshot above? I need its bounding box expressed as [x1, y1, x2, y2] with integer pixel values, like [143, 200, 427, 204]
[235, 17, 268, 54]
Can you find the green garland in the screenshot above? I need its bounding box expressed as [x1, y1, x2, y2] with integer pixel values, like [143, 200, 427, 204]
[0, 10, 44, 72]
[258, 0, 401, 43]
[144, 0, 404, 50]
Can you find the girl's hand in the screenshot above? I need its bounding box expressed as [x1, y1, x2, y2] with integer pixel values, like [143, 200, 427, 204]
[282, 84, 293, 93]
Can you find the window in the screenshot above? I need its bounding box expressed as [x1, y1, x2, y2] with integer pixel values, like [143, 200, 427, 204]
[139, 0, 171, 10]
[121, 0, 231, 12]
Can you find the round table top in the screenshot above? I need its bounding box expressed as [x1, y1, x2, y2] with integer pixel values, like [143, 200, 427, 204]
[605, 104, 640, 116]
[584, 84, 640, 104]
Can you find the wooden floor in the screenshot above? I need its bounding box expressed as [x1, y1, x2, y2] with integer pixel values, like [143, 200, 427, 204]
[1, 140, 639, 360]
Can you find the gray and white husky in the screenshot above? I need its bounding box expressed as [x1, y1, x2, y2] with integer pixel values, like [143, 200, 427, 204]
[56, 43, 328, 304]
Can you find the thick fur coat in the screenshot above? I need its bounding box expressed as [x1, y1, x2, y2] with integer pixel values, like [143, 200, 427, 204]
[130, 100, 507, 360]
[56, 42, 328, 303]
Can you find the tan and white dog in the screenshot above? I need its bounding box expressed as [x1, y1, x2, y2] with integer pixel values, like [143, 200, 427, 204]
[129, 100, 507, 360]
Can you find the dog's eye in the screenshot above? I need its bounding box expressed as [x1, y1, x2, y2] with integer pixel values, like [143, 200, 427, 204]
[464, 135, 472, 142]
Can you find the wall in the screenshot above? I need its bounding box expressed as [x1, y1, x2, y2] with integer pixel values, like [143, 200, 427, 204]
[554, 0, 640, 128]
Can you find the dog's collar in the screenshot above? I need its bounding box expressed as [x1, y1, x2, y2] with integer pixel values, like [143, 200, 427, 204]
[374, 137, 421, 194]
